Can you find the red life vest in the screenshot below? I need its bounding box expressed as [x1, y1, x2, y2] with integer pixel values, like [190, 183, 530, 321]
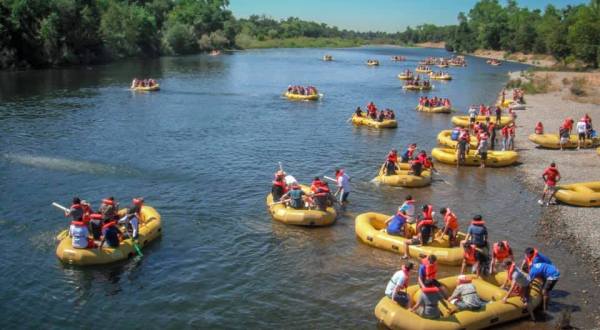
[71, 220, 86, 226]
[423, 158, 433, 169]
[90, 213, 103, 220]
[102, 199, 114, 206]
[421, 257, 437, 280]
[525, 249, 539, 267]
[311, 180, 323, 192]
[507, 263, 516, 282]
[535, 122, 544, 134]
[70, 204, 82, 210]
[387, 152, 398, 163]
[422, 286, 439, 294]
[444, 209, 458, 231]
[422, 205, 433, 220]
[407, 148, 415, 159]
[464, 245, 477, 265]
[471, 220, 485, 226]
[493, 241, 512, 261]
[102, 221, 116, 231]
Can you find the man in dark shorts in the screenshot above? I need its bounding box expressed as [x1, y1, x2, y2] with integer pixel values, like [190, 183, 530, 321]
[456, 138, 467, 168]
[402, 210, 434, 259]
[528, 262, 560, 311]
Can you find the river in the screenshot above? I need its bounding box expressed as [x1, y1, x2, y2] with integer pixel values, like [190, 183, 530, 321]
[0, 47, 596, 329]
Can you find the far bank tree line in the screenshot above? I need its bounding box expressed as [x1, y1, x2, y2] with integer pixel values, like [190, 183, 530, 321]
[1, 0, 599, 69]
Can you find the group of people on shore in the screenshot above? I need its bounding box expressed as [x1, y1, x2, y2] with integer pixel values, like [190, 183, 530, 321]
[355, 102, 396, 121]
[271, 168, 351, 210]
[64, 196, 144, 249]
[450, 117, 515, 168]
[287, 85, 318, 96]
[557, 114, 595, 150]
[131, 78, 158, 88]
[418, 96, 451, 108]
[383, 145, 434, 176]
[383, 197, 560, 320]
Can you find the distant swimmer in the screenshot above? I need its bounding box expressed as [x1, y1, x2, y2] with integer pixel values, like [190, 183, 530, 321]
[538, 162, 560, 206]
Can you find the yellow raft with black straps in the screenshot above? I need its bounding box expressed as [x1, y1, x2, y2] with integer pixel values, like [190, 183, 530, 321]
[354, 212, 465, 265]
[266, 185, 336, 226]
[431, 148, 518, 167]
[528, 133, 599, 149]
[284, 92, 320, 101]
[451, 116, 513, 128]
[55, 205, 162, 266]
[352, 114, 397, 129]
[416, 105, 451, 113]
[132, 84, 160, 92]
[374, 163, 432, 188]
[374, 273, 542, 330]
[555, 181, 600, 207]
[437, 130, 478, 149]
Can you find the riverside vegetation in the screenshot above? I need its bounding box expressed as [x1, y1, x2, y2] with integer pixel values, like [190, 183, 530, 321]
[1, 0, 600, 69]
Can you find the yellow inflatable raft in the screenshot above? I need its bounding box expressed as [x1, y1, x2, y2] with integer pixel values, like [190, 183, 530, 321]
[429, 74, 452, 81]
[436, 130, 478, 149]
[416, 68, 432, 74]
[132, 84, 160, 92]
[355, 212, 465, 265]
[352, 114, 398, 129]
[266, 185, 336, 226]
[367, 60, 380, 66]
[437, 64, 449, 68]
[528, 133, 599, 149]
[398, 74, 413, 80]
[284, 92, 320, 101]
[374, 273, 542, 330]
[403, 85, 433, 91]
[451, 116, 513, 128]
[431, 148, 519, 167]
[555, 181, 600, 207]
[374, 163, 432, 187]
[416, 105, 451, 113]
[323, 55, 333, 61]
[55, 206, 162, 266]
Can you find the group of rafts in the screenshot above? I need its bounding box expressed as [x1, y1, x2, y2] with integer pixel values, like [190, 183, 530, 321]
[527, 118, 600, 207]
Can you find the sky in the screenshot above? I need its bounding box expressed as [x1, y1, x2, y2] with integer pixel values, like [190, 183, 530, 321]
[229, 0, 588, 32]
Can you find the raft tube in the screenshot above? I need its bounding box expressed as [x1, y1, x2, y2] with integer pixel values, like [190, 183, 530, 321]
[415, 68, 432, 74]
[416, 105, 451, 114]
[266, 185, 336, 226]
[55, 206, 162, 266]
[429, 74, 452, 81]
[431, 148, 519, 167]
[374, 163, 432, 188]
[403, 85, 433, 91]
[284, 92, 320, 101]
[352, 114, 397, 129]
[528, 133, 599, 149]
[132, 84, 160, 92]
[398, 74, 413, 80]
[451, 116, 513, 128]
[555, 181, 600, 207]
[436, 130, 478, 149]
[374, 273, 542, 330]
[355, 212, 465, 265]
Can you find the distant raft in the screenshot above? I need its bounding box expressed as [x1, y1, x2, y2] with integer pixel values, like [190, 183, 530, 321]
[451, 115, 513, 128]
[367, 60, 380, 66]
[398, 73, 413, 80]
[415, 68, 432, 74]
[555, 181, 600, 207]
[355, 212, 465, 265]
[429, 73, 452, 80]
[266, 185, 336, 226]
[284, 92, 320, 101]
[416, 105, 451, 113]
[132, 84, 160, 92]
[403, 84, 433, 91]
[528, 133, 599, 149]
[436, 130, 478, 149]
[323, 55, 333, 61]
[56, 206, 162, 266]
[374, 272, 542, 330]
[352, 114, 397, 129]
[431, 148, 519, 167]
[374, 163, 432, 188]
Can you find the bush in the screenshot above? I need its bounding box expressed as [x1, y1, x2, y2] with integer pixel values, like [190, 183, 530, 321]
[163, 22, 197, 55]
[570, 77, 588, 96]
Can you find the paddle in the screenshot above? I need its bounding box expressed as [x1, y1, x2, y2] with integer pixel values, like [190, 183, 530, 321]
[52, 202, 70, 214]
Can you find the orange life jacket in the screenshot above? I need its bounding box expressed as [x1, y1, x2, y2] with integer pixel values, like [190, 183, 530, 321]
[421, 257, 437, 280]
[493, 241, 512, 261]
[102, 221, 117, 231]
[444, 209, 458, 231]
[464, 245, 477, 265]
[525, 248, 539, 267]
[421, 286, 439, 294]
[422, 205, 433, 220]
[71, 220, 86, 226]
[387, 152, 398, 163]
[471, 220, 485, 226]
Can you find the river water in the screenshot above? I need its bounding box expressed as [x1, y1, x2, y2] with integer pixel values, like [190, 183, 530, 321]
[0, 47, 596, 329]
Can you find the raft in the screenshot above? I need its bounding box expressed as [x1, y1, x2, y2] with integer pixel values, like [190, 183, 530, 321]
[436, 130, 478, 149]
[403, 85, 433, 91]
[416, 105, 451, 114]
[323, 55, 333, 61]
[528, 133, 599, 149]
[429, 74, 452, 81]
[555, 182, 600, 207]
[451, 116, 513, 128]
[398, 74, 413, 80]
[367, 61, 380, 66]
[352, 114, 398, 129]
[416, 68, 432, 73]
[431, 148, 519, 167]
[284, 92, 320, 101]
[132, 84, 160, 92]
[55, 206, 162, 266]
[266, 185, 336, 226]
[355, 212, 465, 265]
[374, 163, 432, 188]
[374, 273, 542, 330]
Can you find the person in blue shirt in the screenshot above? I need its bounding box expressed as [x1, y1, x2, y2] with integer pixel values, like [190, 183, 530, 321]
[522, 247, 553, 269]
[464, 215, 488, 252]
[528, 262, 560, 312]
[385, 210, 407, 236]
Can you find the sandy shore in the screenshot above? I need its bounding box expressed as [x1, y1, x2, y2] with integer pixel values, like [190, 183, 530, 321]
[506, 71, 600, 276]
[472, 49, 557, 67]
[415, 41, 446, 49]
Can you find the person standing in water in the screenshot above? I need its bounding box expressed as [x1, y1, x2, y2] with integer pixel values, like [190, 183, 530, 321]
[334, 168, 351, 204]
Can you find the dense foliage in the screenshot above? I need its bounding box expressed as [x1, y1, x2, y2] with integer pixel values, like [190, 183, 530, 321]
[1, 0, 599, 69]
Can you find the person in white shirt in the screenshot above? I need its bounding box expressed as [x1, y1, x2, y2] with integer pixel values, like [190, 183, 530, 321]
[399, 195, 416, 223]
[69, 220, 92, 249]
[385, 262, 414, 307]
[576, 119, 587, 149]
[334, 168, 351, 204]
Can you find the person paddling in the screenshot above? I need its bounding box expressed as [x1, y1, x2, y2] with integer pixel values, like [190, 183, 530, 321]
[65, 197, 84, 222]
[539, 162, 560, 206]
